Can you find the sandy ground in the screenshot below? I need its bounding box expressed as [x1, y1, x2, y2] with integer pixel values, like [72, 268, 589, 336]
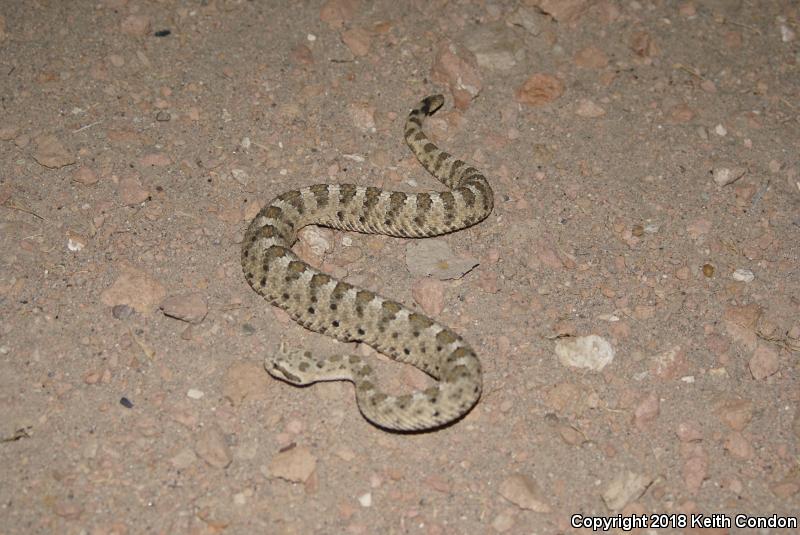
[1, 1, 799, 534]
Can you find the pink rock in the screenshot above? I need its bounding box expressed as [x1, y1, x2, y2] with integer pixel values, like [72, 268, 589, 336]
[534, 240, 564, 270]
[33, 134, 74, 168]
[319, 0, 360, 29]
[222, 361, 271, 406]
[630, 30, 659, 58]
[717, 399, 753, 431]
[723, 303, 762, 351]
[749, 343, 780, 380]
[194, 425, 232, 468]
[498, 474, 551, 512]
[139, 152, 172, 167]
[574, 46, 608, 68]
[341, 28, 371, 57]
[514, 73, 565, 106]
[348, 102, 376, 131]
[73, 166, 99, 185]
[431, 41, 482, 109]
[290, 44, 314, 65]
[634, 392, 660, 430]
[676, 421, 703, 442]
[649, 345, 688, 380]
[724, 432, 754, 460]
[771, 479, 800, 499]
[267, 446, 317, 483]
[532, 0, 589, 22]
[120, 15, 151, 36]
[0, 125, 19, 140]
[100, 264, 166, 314]
[686, 218, 711, 239]
[682, 455, 708, 493]
[412, 278, 445, 316]
[160, 293, 208, 324]
[118, 174, 149, 205]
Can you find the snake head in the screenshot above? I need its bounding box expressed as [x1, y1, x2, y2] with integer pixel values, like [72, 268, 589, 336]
[266, 360, 304, 384]
[264, 343, 316, 385]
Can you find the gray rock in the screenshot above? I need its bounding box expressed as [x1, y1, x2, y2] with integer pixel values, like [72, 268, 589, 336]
[462, 21, 526, 70]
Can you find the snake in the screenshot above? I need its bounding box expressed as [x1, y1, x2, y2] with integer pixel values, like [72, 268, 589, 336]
[241, 95, 494, 430]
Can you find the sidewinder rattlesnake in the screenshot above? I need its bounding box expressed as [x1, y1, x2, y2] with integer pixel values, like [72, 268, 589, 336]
[242, 95, 494, 430]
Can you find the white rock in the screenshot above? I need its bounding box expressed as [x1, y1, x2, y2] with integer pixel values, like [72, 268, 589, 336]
[67, 237, 85, 252]
[712, 167, 746, 186]
[230, 168, 249, 185]
[358, 492, 372, 507]
[461, 21, 525, 70]
[555, 335, 615, 371]
[187, 388, 204, 399]
[575, 99, 606, 118]
[297, 226, 334, 258]
[732, 269, 754, 282]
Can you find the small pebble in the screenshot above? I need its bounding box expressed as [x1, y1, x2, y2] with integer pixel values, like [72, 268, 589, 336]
[120, 397, 134, 408]
[187, 388, 204, 399]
